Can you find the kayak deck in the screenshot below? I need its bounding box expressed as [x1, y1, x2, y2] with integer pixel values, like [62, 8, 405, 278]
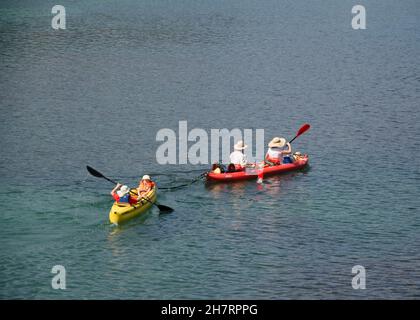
[109, 187, 157, 224]
[207, 156, 309, 182]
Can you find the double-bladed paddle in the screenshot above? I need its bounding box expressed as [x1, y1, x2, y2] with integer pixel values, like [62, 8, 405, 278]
[86, 165, 174, 213]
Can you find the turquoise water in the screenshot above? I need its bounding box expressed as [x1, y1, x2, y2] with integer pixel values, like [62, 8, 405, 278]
[0, 0, 419, 299]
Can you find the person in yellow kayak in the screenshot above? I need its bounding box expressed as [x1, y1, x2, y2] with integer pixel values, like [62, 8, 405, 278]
[137, 175, 155, 199]
[110, 183, 137, 205]
[229, 140, 248, 171]
[265, 137, 293, 165]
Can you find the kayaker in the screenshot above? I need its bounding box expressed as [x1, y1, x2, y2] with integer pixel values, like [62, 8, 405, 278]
[265, 137, 292, 165]
[137, 175, 155, 199]
[229, 140, 248, 170]
[110, 183, 137, 205]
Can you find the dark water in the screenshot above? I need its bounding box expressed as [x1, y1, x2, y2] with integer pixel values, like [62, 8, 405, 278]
[1, 0, 419, 299]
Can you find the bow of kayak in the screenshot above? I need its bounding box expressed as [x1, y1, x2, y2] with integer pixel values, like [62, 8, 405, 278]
[109, 187, 157, 224]
[207, 155, 309, 182]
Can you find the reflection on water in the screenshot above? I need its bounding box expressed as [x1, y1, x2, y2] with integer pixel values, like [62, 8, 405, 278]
[108, 211, 153, 237]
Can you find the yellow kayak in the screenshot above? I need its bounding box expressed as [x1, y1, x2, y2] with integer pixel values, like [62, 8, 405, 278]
[109, 187, 157, 224]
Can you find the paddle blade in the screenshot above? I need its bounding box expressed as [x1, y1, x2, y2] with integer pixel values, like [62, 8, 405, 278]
[157, 204, 174, 213]
[86, 165, 104, 178]
[289, 123, 311, 144]
[297, 123, 310, 137]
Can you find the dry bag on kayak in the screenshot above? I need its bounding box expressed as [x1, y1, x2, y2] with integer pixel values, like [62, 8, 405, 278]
[283, 156, 293, 164]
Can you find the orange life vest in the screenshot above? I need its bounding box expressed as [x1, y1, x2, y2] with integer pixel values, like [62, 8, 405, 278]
[138, 180, 155, 193]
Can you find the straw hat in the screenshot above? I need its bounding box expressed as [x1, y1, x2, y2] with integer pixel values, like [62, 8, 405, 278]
[234, 140, 248, 151]
[268, 137, 286, 148]
[142, 175, 151, 180]
[117, 185, 130, 197]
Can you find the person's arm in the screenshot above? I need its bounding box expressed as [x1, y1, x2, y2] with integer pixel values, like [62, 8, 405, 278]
[282, 143, 292, 155]
[110, 183, 121, 196]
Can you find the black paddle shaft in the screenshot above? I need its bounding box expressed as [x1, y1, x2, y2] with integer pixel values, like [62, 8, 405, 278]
[289, 136, 298, 144]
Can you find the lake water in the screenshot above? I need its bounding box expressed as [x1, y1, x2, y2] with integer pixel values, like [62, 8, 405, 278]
[0, 0, 419, 299]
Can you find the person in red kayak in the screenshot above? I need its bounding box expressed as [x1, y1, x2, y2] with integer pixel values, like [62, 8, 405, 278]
[110, 183, 137, 205]
[229, 140, 248, 171]
[265, 137, 292, 165]
[137, 175, 155, 199]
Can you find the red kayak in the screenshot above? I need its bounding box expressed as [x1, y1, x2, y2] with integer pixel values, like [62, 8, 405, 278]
[206, 155, 309, 182]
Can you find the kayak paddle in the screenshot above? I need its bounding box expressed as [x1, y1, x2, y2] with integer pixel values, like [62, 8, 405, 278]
[87, 165, 118, 184]
[86, 165, 174, 213]
[256, 123, 310, 184]
[289, 123, 310, 144]
[139, 196, 173, 213]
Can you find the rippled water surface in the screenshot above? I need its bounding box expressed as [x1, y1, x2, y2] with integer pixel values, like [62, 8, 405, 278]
[0, 0, 419, 299]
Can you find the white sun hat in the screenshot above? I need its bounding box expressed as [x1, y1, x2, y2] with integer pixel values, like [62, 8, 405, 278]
[117, 185, 130, 197]
[142, 175, 151, 180]
[268, 137, 287, 148]
[234, 140, 248, 151]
